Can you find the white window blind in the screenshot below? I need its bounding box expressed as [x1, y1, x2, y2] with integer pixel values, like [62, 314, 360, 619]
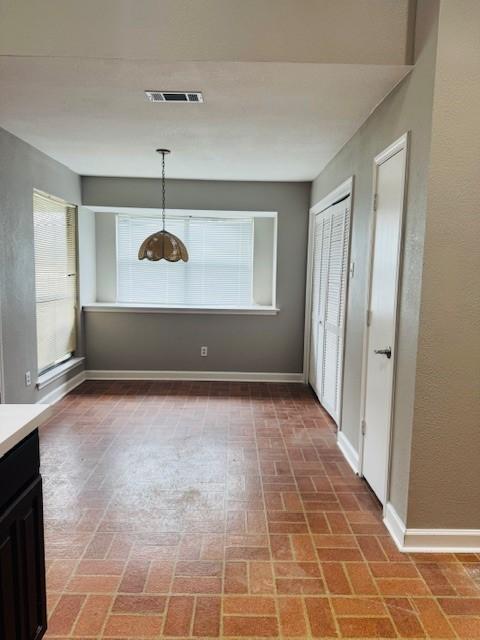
[117, 215, 254, 306]
[33, 192, 77, 372]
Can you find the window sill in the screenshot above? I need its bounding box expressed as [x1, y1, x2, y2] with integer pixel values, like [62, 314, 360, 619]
[83, 303, 280, 316]
[36, 357, 85, 390]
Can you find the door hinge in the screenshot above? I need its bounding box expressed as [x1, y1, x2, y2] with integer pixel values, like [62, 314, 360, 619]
[373, 193, 378, 211]
[361, 420, 366, 436]
[366, 309, 372, 326]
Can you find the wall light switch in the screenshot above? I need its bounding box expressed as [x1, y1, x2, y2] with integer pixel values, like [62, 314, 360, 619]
[201, 346, 208, 357]
[25, 371, 32, 386]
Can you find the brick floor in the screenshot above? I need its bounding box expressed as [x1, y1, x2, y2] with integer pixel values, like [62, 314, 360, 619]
[41, 381, 480, 638]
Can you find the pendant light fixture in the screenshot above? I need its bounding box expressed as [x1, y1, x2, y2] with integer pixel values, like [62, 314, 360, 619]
[138, 149, 189, 262]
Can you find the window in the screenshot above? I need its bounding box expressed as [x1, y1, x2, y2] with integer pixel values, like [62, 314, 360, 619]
[33, 191, 77, 373]
[86, 209, 277, 314]
[117, 215, 255, 306]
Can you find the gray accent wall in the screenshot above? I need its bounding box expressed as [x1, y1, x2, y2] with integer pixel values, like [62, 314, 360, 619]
[82, 179, 310, 374]
[310, 1, 440, 523]
[0, 126, 83, 403]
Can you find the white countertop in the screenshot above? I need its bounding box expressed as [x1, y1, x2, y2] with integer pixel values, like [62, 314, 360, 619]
[0, 404, 52, 458]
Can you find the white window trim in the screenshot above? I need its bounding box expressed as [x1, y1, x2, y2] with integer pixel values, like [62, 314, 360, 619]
[83, 303, 279, 316]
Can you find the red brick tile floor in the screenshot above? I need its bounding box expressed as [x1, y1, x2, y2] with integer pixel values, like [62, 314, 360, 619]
[41, 381, 480, 639]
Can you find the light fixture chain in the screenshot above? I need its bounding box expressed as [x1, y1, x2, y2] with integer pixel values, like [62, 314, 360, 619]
[138, 148, 187, 262]
[162, 150, 166, 231]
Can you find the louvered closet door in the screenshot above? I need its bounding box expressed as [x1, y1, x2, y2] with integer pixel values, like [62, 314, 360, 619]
[309, 217, 325, 395]
[309, 214, 331, 398]
[321, 201, 350, 420]
[316, 216, 331, 397]
[309, 199, 350, 425]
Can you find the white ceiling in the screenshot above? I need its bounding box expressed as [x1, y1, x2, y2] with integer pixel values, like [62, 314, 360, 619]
[0, 1, 412, 181]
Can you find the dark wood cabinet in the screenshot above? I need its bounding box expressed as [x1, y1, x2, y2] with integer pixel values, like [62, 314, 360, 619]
[0, 431, 47, 640]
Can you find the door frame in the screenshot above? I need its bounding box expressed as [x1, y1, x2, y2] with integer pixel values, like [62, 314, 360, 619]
[358, 132, 409, 506]
[303, 176, 354, 428]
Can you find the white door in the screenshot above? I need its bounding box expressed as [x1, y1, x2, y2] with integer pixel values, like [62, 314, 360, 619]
[322, 203, 350, 419]
[362, 135, 408, 503]
[309, 215, 330, 398]
[309, 216, 322, 395]
[309, 198, 350, 424]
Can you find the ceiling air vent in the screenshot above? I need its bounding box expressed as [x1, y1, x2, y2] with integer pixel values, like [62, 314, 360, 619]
[145, 91, 204, 103]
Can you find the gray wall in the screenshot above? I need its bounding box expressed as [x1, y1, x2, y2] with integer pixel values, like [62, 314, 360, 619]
[407, 0, 480, 529]
[82, 178, 310, 374]
[0, 126, 83, 403]
[310, 1, 440, 522]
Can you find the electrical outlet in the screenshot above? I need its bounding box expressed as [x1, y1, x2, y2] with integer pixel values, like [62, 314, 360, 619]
[25, 371, 32, 386]
[200, 346, 208, 357]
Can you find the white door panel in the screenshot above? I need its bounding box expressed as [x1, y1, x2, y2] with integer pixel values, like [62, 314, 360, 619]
[309, 199, 350, 425]
[309, 218, 324, 396]
[362, 141, 407, 503]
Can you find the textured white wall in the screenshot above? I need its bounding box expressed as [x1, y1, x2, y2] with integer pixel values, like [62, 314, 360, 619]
[408, 0, 480, 528]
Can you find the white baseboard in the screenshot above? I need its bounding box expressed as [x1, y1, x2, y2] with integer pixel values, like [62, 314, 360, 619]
[85, 370, 304, 383]
[383, 502, 407, 549]
[337, 430, 359, 474]
[384, 502, 480, 553]
[36, 370, 86, 405]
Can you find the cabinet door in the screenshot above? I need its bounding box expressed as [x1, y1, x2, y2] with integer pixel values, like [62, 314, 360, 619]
[0, 477, 47, 640]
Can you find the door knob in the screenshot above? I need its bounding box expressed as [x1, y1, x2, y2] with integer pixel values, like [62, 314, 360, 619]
[374, 347, 392, 359]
